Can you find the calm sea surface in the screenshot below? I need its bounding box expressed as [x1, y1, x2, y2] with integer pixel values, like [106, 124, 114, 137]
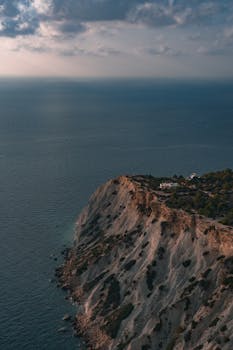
[0, 79, 232, 349]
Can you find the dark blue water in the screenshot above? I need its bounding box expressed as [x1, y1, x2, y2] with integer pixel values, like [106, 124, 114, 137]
[0, 79, 232, 349]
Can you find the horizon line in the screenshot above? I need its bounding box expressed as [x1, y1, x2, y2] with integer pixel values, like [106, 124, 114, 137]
[0, 76, 233, 82]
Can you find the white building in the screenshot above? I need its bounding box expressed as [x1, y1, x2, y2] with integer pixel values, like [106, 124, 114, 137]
[159, 182, 179, 190]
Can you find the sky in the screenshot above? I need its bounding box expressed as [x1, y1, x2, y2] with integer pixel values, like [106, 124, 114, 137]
[0, 0, 233, 78]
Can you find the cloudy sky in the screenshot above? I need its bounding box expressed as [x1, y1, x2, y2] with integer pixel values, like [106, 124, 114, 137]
[0, 0, 233, 78]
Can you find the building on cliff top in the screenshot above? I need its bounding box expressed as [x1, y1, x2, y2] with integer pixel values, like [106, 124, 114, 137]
[159, 182, 179, 190]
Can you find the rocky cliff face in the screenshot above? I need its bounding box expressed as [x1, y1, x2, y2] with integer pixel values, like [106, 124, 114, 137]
[58, 176, 233, 350]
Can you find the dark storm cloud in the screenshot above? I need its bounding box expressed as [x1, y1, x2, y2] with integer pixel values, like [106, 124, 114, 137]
[46, 0, 233, 37]
[0, 0, 233, 37]
[50, 0, 232, 26]
[128, 0, 232, 27]
[51, 0, 144, 22]
[0, 1, 19, 17]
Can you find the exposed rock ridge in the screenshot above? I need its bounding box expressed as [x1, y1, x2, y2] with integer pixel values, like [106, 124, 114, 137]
[59, 175, 233, 350]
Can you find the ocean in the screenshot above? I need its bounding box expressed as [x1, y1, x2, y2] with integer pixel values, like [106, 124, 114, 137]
[0, 78, 232, 349]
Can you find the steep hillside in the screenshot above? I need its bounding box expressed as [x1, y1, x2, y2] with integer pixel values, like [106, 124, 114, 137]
[57, 175, 233, 350]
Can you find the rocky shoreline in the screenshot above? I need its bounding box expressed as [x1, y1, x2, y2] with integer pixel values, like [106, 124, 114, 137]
[55, 251, 98, 350]
[56, 175, 233, 350]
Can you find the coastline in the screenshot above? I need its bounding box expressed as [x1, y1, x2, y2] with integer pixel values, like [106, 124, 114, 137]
[56, 174, 233, 350]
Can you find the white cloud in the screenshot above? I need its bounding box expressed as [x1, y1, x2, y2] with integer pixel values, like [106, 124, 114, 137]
[33, 0, 53, 15]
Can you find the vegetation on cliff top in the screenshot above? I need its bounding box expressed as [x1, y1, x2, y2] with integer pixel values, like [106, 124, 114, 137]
[57, 169, 233, 350]
[133, 169, 233, 226]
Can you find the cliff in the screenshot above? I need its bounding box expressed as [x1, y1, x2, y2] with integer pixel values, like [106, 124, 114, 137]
[58, 175, 233, 350]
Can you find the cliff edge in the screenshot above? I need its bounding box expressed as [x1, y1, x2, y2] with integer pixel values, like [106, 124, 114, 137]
[58, 175, 233, 350]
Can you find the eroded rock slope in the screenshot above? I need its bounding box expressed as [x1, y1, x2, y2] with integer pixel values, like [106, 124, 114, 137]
[58, 176, 233, 350]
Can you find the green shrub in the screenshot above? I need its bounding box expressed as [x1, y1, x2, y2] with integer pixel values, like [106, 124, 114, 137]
[182, 259, 191, 267]
[199, 279, 211, 291]
[154, 320, 162, 332]
[223, 276, 233, 289]
[83, 271, 107, 292]
[193, 345, 203, 350]
[146, 265, 156, 291]
[76, 261, 88, 276]
[104, 303, 134, 338]
[220, 325, 227, 332]
[158, 247, 165, 260]
[209, 317, 219, 327]
[101, 275, 121, 315]
[184, 330, 192, 342]
[124, 260, 136, 271]
[141, 345, 151, 350]
[202, 268, 212, 278]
